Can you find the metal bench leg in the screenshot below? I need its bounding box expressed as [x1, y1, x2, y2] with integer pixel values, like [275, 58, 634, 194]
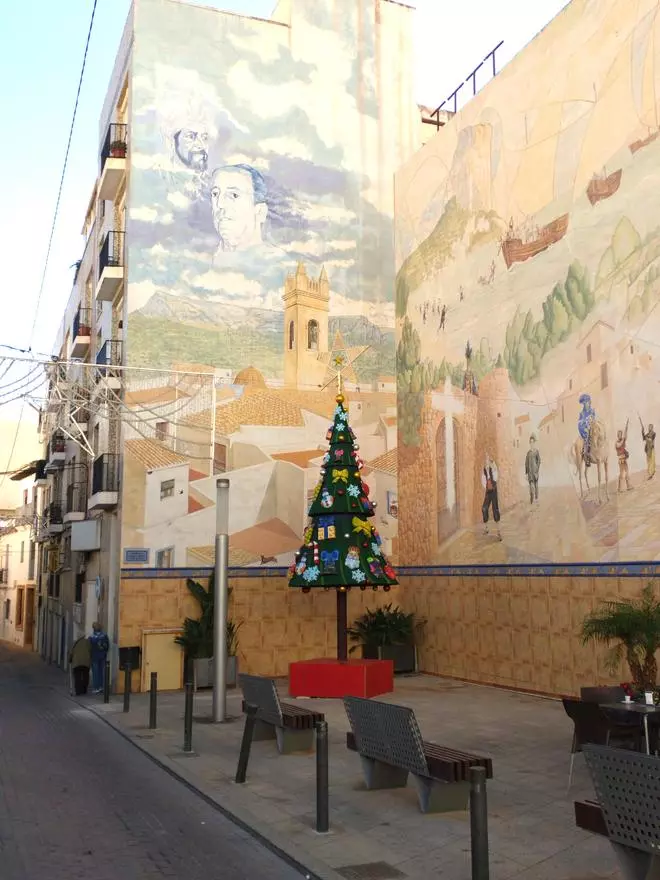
[359, 756, 408, 790]
[275, 727, 315, 755]
[252, 719, 277, 742]
[612, 843, 660, 880]
[414, 776, 470, 814]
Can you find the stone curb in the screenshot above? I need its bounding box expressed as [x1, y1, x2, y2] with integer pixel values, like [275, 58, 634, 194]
[80, 697, 344, 880]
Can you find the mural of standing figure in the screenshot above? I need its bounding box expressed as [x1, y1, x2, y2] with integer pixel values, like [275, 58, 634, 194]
[481, 453, 502, 540]
[525, 434, 541, 504]
[639, 415, 656, 480]
[578, 393, 597, 467]
[616, 419, 632, 493]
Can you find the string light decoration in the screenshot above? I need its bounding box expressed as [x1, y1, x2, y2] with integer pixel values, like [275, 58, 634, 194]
[288, 353, 397, 661]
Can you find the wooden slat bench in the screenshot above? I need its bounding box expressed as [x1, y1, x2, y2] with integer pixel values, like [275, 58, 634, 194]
[239, 673, 324, 754]
[344, 696, 493, 814]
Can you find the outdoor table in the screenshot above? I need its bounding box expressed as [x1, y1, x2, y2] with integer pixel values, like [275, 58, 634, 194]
[600, 701, 660, 755]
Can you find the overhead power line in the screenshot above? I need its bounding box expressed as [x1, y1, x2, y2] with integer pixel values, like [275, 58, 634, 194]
[0, 0, 99, 492]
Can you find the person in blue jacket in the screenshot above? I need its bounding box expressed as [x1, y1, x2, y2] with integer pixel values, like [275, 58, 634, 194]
[578, 393, 596, 467]
[89, 622, 110, 694]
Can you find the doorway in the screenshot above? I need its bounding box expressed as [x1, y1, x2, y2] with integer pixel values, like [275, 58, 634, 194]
[24, 589, 34, 647]
[142, 630, 183, 691]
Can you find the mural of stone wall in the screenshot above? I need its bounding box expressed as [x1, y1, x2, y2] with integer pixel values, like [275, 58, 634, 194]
[396, 0, 660, 568]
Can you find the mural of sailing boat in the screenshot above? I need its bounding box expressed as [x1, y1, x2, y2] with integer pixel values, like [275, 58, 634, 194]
[500, 214, 569, 270]
[586, 168, 622, 205]
[629, 128, 659, 154]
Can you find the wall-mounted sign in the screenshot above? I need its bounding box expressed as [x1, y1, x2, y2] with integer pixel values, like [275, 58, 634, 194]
[124, 548, 150, 565]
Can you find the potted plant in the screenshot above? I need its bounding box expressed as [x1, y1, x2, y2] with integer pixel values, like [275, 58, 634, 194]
[174, 575, 242, 689]
[581, 583, 660, 692]
[347, 603, 425, 674]
[109, 140, 126, 158]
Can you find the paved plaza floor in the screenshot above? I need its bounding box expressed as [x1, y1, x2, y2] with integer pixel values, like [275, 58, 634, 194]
[84, 674, 621, 880]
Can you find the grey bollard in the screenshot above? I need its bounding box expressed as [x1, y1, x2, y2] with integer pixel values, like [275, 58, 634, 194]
[315, 720, 330, 833]
[183, 681, 194, 753]
[148, 672, 158, 729]
[123, 662, 132, 713]
[470, 766, 490, 880]
[103, 660, 111, 703]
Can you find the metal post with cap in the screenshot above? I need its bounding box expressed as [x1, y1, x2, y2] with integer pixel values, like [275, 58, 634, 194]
[212, 478, 230, 723]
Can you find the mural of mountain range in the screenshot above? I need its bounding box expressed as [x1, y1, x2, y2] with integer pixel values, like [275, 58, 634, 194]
[130, 292, 394, 379]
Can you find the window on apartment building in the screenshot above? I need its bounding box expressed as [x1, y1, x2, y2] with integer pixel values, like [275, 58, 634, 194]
[155, 421, 168, 441]
[74, 573, 84, 605]
[586, 343, 592, 363]
[93, 424, 100, 457]
[16, 589, 24, 628]
[160, 479, 175, 500]
[28, 542, 35, 581]
[62, 536, 72, 570]
[20, 541, 24, 563]
[4, 599, 10, 621]
[630, 344, 635, 355]
[23, 489, 28, 506]
[601, 362, 608, 390]
[155, 547, 174, 569]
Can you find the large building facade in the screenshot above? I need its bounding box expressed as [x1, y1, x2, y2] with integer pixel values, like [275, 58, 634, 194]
[37, 0, 429, 686]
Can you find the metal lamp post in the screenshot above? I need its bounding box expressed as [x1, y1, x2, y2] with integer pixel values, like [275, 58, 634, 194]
[212, 478, 230, 723]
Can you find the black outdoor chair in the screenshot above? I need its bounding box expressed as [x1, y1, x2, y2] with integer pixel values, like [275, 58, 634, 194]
[562, 698, 642, 789]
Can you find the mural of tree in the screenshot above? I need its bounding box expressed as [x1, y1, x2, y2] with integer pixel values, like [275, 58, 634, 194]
[502, 260, 593, 385]
[397, 317, 444, 445]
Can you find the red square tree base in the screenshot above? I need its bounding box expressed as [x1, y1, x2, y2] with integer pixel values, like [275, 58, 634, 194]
[288, 658, 394, 699]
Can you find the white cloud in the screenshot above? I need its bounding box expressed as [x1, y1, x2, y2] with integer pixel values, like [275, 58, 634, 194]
[326, 240, 357, 252]
[261, 137, 313, 161]
[325, 258, 354, 269]
[147, 243, 168, 256]
[223, 153, 270, 171]
[130, 206, 159, 223]
[186, 270, 263, 298]
[167, 191, 190, 209]
[301, 202, 357, 225]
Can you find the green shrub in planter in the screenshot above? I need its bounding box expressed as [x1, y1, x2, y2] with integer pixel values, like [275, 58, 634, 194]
[347, 604, 426, 673]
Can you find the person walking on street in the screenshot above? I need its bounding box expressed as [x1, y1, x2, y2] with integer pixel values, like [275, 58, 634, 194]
[89, 622, 110, 695]
[639, 415, 656, 480]
[68, 634, 91, 696]
[525, 434, 541, 504]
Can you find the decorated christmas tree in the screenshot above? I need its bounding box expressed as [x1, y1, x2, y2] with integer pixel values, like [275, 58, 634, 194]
[289, 361, 398, 661]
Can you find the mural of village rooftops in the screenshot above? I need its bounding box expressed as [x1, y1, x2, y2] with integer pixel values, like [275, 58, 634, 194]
[120, 0, 420, 568]
[395, 0, 660, 568]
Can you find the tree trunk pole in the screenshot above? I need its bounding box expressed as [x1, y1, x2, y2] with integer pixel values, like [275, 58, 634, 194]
[337, 589, 348, 661]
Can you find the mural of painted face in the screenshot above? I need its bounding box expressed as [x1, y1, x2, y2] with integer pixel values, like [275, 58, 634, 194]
[173, 128, 208, 171]
[210, 165, 268, 252]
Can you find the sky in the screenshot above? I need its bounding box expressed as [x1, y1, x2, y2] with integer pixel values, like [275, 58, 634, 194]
[0, 0, 569, 421]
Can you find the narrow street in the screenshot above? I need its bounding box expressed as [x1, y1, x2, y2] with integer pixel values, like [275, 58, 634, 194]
[0, 644, 310, 880]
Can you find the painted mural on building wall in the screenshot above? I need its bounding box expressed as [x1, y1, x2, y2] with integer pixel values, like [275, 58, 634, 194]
[122, 0, 417, 568]
[396, 0, 660, 567]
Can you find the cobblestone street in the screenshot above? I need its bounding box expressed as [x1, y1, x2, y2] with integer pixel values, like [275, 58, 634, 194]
[0, 644, 309, 880]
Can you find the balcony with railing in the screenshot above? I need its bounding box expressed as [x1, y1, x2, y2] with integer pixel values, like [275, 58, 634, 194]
[71, 307, 93, 357]
[89, 453, 120, 510]
[99, 122, 127, 200]
[34, 459, 47, 487]
[45, 502, 64, 536]
[96, 230, 124, 302]
[94, 339, 122, 392]
[45, 431, 66, 472]
[64, 481, 88, 524]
